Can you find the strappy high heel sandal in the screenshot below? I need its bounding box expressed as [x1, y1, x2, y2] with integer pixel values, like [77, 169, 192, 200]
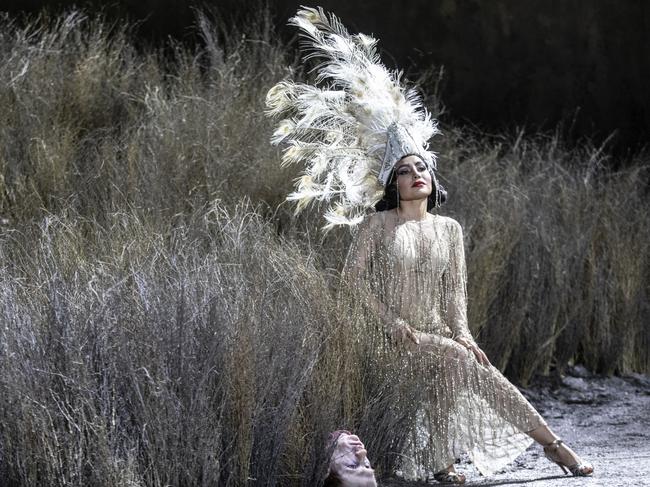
[432, 469, 466, 484]
[543, 438, 594, 476]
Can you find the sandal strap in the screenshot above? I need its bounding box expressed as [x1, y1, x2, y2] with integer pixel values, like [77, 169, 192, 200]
[544, 438, 563, 449]
[543, 439, 593, 476]
[433, 470, 465, 483]
[569, 462, 594, 475]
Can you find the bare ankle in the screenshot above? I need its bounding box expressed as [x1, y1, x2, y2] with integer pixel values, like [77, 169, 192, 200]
[527, 424, 558, 446]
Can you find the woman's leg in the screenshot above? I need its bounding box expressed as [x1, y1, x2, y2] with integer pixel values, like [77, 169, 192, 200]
[527, 424, 592, 471]
[417, 334, 540, 479]
[526, 423, 557, 445]
[419, 334, 546, 432]
[417, 334, 592, 475]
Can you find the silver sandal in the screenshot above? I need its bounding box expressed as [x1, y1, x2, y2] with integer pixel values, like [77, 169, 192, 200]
[543, 438, 594, 476]
[432, 469, 466, 484]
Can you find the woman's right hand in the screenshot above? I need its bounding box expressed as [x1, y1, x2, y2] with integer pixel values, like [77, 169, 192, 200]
[391, 322, 420, 347]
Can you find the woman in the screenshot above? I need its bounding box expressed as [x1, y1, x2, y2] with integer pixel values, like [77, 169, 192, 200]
[266, 7, 593, 483]
[324, 431, 378, 487]
[342, 154, 594, 483]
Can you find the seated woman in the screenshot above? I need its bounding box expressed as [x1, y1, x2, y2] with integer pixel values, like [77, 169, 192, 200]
[268, 7, 593, 485]
[324, 430, 378, 487]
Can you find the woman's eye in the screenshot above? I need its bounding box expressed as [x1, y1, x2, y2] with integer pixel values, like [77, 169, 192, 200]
[346, 463, 359, 469]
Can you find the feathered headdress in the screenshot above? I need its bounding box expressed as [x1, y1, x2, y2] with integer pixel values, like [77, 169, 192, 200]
[266, 7, 440, 229]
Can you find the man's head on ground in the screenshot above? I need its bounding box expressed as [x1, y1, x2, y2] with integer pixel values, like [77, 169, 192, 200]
[324, 430, 377, 487]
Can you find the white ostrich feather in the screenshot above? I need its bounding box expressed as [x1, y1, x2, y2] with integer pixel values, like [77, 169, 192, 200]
[265, 6, 440, 229]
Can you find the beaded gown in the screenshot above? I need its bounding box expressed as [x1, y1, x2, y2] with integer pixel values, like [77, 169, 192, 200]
[342, 209, 547, 479]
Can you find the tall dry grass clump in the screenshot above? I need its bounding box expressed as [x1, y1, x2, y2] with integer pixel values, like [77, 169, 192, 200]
[0, 10, 295, 222]
[0, 202, 424, 486]
[438, 128, 650, 384]
[0, 8, 648, 486]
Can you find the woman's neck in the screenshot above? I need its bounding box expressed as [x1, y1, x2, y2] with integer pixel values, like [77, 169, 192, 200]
[396, 198, 429, 221]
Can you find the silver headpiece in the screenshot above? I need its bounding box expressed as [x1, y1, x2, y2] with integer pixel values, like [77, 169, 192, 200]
[266, 7, 441, 229]
[380, 122, 437, 186]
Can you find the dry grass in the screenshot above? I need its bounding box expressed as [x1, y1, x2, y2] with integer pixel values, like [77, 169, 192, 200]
[0, 9, 648, 485]
[439, 127, 650, 383]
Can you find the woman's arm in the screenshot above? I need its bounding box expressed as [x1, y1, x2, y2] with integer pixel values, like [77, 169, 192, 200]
[342, 216, 419, 345]
[446, 220, 490, 365]
[446, 219, 476, 344]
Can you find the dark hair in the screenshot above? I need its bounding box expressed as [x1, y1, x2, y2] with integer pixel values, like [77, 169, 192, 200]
[375, 167, 447, 212]
[323, 430, 350, 487]
[323, 471, 342, 487]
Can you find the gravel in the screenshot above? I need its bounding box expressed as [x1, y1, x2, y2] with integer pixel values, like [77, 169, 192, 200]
[382, 367, 650, 487]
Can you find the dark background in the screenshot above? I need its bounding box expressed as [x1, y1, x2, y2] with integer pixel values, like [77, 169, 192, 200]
[2, 0, 649, 153]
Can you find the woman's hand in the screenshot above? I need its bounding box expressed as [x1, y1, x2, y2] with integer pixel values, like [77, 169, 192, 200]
[455, 336, 491, 366]
[391, 322, 420, 348]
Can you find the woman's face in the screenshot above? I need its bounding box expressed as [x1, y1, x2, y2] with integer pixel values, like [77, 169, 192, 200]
[394, 155, 432, 202]
[329, 433, 377, 487]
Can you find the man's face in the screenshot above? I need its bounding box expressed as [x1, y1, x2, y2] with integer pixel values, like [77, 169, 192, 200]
[329, 433, 377, 487]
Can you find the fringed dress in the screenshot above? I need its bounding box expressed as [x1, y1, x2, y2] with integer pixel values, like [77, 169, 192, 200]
[342, 209, 546, 479]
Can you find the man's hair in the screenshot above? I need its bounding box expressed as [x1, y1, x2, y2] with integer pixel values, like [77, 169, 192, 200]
[323, 471, 342, 487]
[323, 430, 351, 487]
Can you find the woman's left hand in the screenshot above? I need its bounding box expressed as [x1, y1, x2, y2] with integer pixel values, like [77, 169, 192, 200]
[455, 336, 491, 367]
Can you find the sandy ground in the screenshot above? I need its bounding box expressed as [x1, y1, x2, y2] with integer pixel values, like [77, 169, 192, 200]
[383, 366, 650, 487]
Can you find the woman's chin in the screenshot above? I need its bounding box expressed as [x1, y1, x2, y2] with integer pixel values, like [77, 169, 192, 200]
[401, 190, 431, 201]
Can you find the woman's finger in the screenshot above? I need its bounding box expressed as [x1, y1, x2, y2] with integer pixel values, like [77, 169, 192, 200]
[407, 328, 420, 344]
[478, 349, 490, 366]
[470, 346, 485, 365]
[472, 348, 482, 364]
[466, 343, 490, 366]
